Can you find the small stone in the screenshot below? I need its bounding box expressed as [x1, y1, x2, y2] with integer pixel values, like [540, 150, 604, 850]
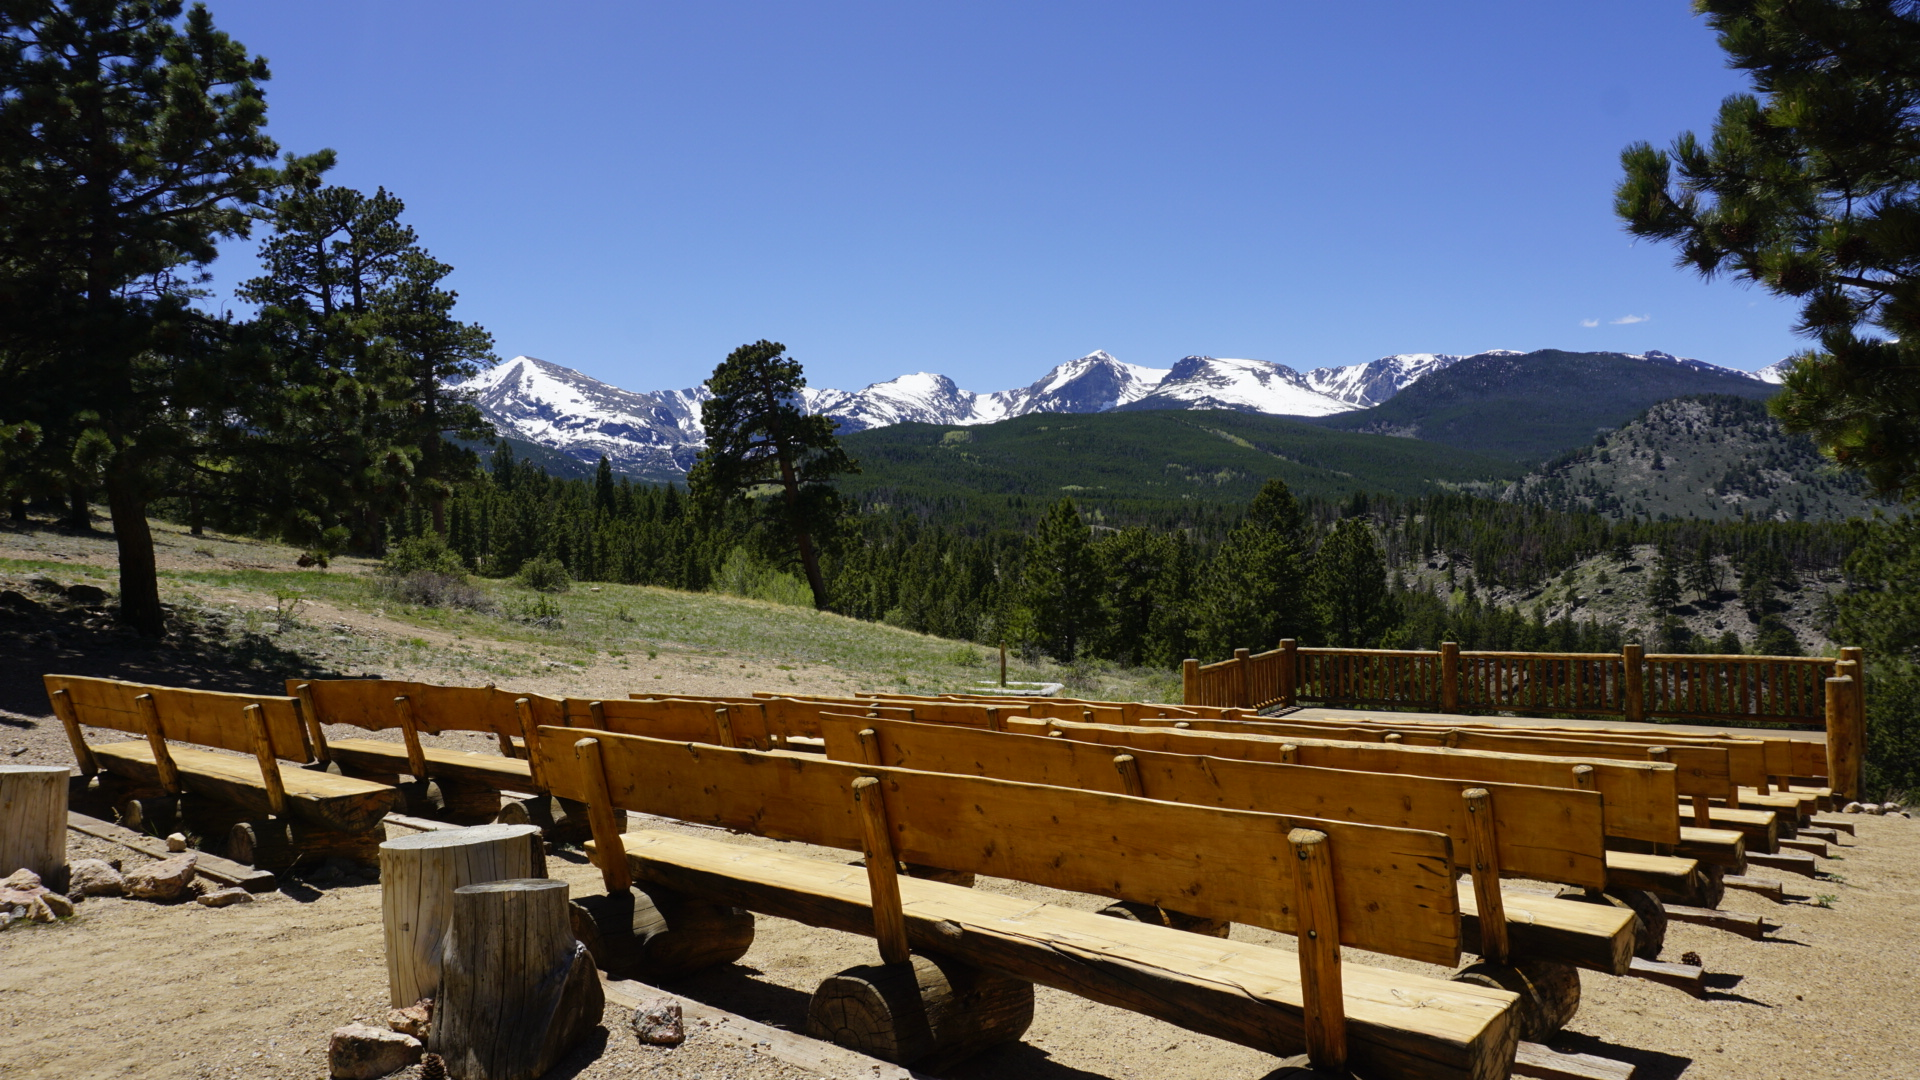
[2, 868, 41, 892]
[0, 910, 12, 931]
[125, 853, 197, 901]
[629, 997, 685, 1046]
[1843, 802, 1863, 814]
[165, 832, 188, 853]
[386, 998, 433, 1039]
[67, 859, 125, 898]
[1863, 803, 1884, 816]
[195, 887, 254, 908]
[26, 896, 57, 923]
[39, 892, 74, 918]
[328, 1023, 422, 1080]
[64, 583, 108, 606]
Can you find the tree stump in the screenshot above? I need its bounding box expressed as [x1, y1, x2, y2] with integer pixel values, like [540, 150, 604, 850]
[380, 823, 543, 1006]
[432, 878, 605, 1080]
[1450, 958, 1581, 1041]
[569, 880, 754, 980]
[435, 779, 503, 822]
[0, 766, 68, 892]
[1096, 899, 1231, 938]
[1558, 885, 1668, 960]
[227, 819, 384, 870]
[807, 954, 1034, 1067]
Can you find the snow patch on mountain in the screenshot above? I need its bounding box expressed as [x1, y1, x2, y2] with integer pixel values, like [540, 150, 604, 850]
[463, 356, 710, 476]
[1751, 358, 1796, 384]
[1120, 356, 1351, 417]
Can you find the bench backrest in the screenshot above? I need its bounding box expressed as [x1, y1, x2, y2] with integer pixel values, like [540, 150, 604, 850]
[535, 724, 1463, 966]
[287, 678, 549, 739]
[874, 692, 1215, 722]
[566, 697, 753, 745]
[1137, 716, 1736, 797]
[758, 694, 1023, 730]
[645, 695, 919, 740]
[818, 714, 1609, 889]
[48, 674, 311, 761]
[1037, 718, 1682, 846]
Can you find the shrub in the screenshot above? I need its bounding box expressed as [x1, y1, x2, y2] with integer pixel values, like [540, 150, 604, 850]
[506, 593, 565, 629]
[382, 534, 465, 577]
[377, 571, 494, 612]
[516, 557, 572, 593]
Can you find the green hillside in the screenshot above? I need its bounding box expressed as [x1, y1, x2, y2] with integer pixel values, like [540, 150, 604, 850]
[1314, 350, 1779, 463]
[1492, 394, 1884, 522]
[835, 409, 1522, 512]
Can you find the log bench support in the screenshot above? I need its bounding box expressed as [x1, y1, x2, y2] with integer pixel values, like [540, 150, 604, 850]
[807, 954, 1035, 1068]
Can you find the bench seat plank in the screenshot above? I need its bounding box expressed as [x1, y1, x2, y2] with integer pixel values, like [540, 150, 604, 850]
[327, 737, 540, 792]
[1674, 826, 1747, 871]
[1692, 806, 1781, 852]
[92, 741, 396, 833]
[1601, 850, 1705, 904]
[1458, 881, 1635, 976]
[605, 828, 1519, 1080]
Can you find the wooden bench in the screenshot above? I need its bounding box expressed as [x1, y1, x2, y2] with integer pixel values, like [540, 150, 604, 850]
[817, 713, 1636, 978]
[46, 675, 397, 860]
[536, 725, 1520, 1079]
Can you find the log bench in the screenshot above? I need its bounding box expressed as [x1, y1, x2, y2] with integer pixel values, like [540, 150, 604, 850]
[46, 675, 396, 863]
[536, 725, 1522, 1079]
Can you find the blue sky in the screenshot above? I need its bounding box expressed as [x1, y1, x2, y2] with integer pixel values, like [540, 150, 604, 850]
[204, 1, 1798, 393]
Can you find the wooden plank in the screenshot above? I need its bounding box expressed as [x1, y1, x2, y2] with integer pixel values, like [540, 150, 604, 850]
[1694, 806, 1781, 853]
[564, 697, 724, 744]
[91, 742, 395, 833]
[536, 725, 1464, 967]
[1035, 718, 1682, 846]
[820, 715, 1609, 889]
[66, 811, 277, 891]
[289, 678, 533, 740]
[1674, 826, 1747, 872]
[1627, 957, 1706, 997]
[1745, 851, 1820, 878]
[1723, 875, 1786, 900]
[48, 675, 309, 762]
[1662, 904, 1778, 939]
[328, 738, 540, 793]
[1454, 880, 1635, 976]
[1512, 1042, 1635, 1080]
[1290, 828, 1346, 1073]
[602, 828, 1520, 1080]
[1599, 850, 1701, 901]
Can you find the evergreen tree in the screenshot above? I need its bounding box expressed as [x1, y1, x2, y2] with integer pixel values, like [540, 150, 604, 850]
[1835, 514, 1920, 792]
[687, 340, 858, 608]
[1616, 0, 1920, 499]
[1311, 517, 1395, 648]
[1683, 543, 1720, 600]
[594, 456, 616, 516]
[1648, 550, 1683, 611]
[0, 0, 322, 633]
[1016, 499, 1104, 661]
[1093, 526, 1190, 667]
[1191, 479, 1314, 654]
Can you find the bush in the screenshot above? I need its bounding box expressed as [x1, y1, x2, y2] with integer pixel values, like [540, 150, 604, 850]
[382, 534, 465, 577]
[378, 571, 494, 612]
[506, 593, 565, 629]
[710, 546, 811, 607]
[516, 557, 572, 593]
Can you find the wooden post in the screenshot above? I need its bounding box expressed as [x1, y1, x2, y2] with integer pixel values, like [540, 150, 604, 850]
[573, 738, 633, 894]
[1279, 743, 1298, 765]
[585, 700, 608, 730]
[1182, 659, 1199, 706]
[1279, 639, 1298, 708]
[243, 703, 288, 818]
[1112, 754, 1145, 797]
[998, 643, 1007, 688]
[292, 683, 331, 764]
[1440, 642, 1461, 713]
[495, 731, 518, 759]
[0, 766, 69, 892]
[1462, 788, 1508, 964]
[1234, 648, 1252, 709]
[1290, 828, 1345, 1074]
[856, 728, 884, 767]
[1840, 647, 1866, 757]
[514, 698, 545, 789]
[984, 706, 1005, 733]
[432, 879, 605, 1080]
[1690, 795, 1711, 830]
[393, 695, 429, 780]
[379, 823, 543, 1007]
[48, 688, 97, 776]
[1825, 676, 1861, 801]
[852, 777, 910, 965]
[713, 705, 737, 748]
[1571, 764, 1594, 790]
[1622, 644, 1646, 724]
[133, 693, 181, 794]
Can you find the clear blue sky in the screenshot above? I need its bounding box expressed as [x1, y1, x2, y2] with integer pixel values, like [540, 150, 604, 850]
[203, 1, 1798, 393]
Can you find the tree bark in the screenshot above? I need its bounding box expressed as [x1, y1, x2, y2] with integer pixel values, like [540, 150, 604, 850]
[806, 954, 1033, 1067]
[1450, 959, 1579, 1042]
[569, 880, 754, 981]
[431, 878, 605, 1080]
[65, 489, 91, 531]
[105, 471, 164, 636]
[379, 823, 543, 1006]
[0, 766, 69, 892]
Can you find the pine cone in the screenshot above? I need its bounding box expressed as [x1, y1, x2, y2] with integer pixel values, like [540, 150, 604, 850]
[419, 1053, 446, 1080]
[1680, 950, 1702, 967]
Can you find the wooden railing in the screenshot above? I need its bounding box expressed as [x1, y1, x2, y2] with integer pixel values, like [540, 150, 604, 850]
[1183, 640, 1863, 732]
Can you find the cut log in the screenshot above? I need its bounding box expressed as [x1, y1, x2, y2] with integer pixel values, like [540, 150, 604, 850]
[806, 954, 1034, 1067]
[226, 819, 384, 870]
[1723, 875, 1786, 901]
[1662, 904, 1778, 940]
[496, 793, 619, 845]
[1627, 956, 1707, 997]
[1556, 887, 1666, 960]
[66, 811, 275, 892]
[1, 766, 69, 892]
[1746, 850, 1820, 878]
[570, 880, 755, 980]
[1097, 900, 1231, 938]
[431, 878, 605, 1080]
[118, 795, 178, 837]
[1450, 960, 1580, 1042]
[380, 823, 543, 1007]
[1511, 1042, 1635, 1080]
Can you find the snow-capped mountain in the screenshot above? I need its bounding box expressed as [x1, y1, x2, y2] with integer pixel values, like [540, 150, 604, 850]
[461, 347, 1780, 476]
[1752, 357, 1796, 384]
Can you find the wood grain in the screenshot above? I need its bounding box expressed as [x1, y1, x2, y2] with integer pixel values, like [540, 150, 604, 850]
[90, 741, 395, 833]
[47, 675, 309, 761]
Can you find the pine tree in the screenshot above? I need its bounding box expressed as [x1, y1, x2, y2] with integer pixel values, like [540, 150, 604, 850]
[594, 456, 616, 516]
[687, 340, 858, 608]
[1648, 550, 1683, 612]
[0, 1, 322, 633]
[1016, 499, 1104, 661]
[1093, 526, 1189, 667]
[1191, 479, 1315, 654]
[1616, 1, 1920, 499]
[1311, 518, 1395, 648]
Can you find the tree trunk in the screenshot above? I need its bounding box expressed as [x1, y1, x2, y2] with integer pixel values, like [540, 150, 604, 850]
[105, 472, 163, 636]
[431, 878, 605, 1080]
[806, 954, 1034, 1067]
[569, 881, 754, 981]
[227, 819, 384, 870]
[65, 489, 91, 531]
[1450, 959, 1580, 1042]
[380, 823, 543, 1006]
[0, 766, 69, 893]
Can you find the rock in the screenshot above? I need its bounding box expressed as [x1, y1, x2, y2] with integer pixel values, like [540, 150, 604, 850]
[165, 832, 188, 853]
[1843, 802, 1863, 814]
[0, 589, 44, 614]
[40, 891, 74, 918]
[387, 998, 433, 1039]
[64, 583, 108, 606]
[2, 868, 41, 891]
[67, 859, 125, 898]
[329, 1023, 422, 1080]
[1864, 803, 1884, 815]
[125, 853, 197, 901]
[0, 910, 12, 931]
[26, 895, 58, 923]
[629, 998, 685, 1046]
[195, 887, 254, 908]
[1884, 800, 1905, 812]
[1, 868, 49, 906]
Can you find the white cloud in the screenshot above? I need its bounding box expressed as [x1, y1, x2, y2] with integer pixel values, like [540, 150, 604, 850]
[1611, 314, 1650, 325]
[1579, 318, 1600, 328]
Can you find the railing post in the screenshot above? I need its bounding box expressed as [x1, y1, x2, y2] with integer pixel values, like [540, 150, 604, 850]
[1840, 646, 1866, 756]
[1279, 639, 1298, 708]
[1622, 644, 1645, 724]
[1182, 659, 1200, 706]
[1234, 648, 1252, 710]
[1439, 642, 1460, 713]
[1826, 674, 1863, 801]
